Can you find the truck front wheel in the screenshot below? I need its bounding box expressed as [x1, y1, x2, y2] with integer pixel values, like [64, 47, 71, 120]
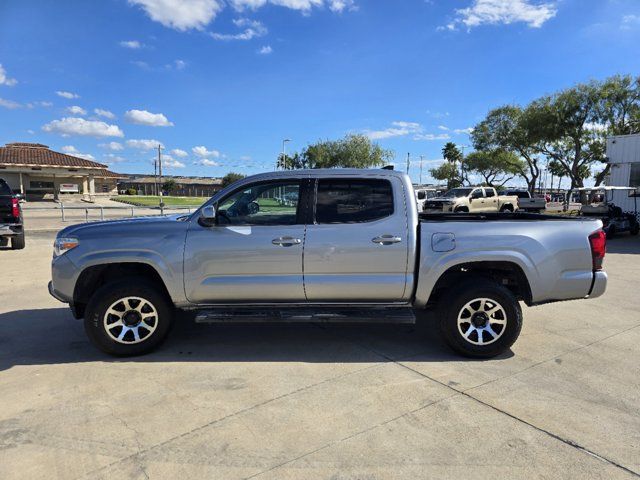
[84, 278, 173, 356]
[437, 280, 522, 358]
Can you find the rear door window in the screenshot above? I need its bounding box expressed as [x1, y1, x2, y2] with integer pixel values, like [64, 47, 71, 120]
[484, 188, 495, 198]
[315, 179, 394, 224]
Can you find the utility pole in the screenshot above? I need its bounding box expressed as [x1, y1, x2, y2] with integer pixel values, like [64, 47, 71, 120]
[419, 155, 424, 185]
[157, 144, 164, 214]
[406, 152, 410, 176]
[153, 159, 158, 195]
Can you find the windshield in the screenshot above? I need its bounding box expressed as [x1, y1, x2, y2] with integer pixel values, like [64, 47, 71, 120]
[441, 188, 472, 198]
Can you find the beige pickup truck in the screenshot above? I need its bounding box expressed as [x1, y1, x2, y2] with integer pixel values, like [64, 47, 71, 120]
[422, 186, 519, 213]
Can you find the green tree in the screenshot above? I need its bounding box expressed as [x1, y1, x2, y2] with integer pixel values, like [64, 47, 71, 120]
[277, 152, 307, 170]
[524, 81, 606, 189]
[442, 142, 462, 164]
[547, 159, 566, 191]
[429, 162, 461, 189]
[472, 105, 541, 194]
[464, 149, 525, 188]
[221, 172, 246, 187]
[162, 179, 177, 195]
[290, 134, 392, 169]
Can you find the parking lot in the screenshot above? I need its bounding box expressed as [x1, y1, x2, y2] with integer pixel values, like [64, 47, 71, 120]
[1, 229, 639, 479]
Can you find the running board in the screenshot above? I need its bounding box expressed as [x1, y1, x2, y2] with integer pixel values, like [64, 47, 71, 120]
[194, 307, 416, 324]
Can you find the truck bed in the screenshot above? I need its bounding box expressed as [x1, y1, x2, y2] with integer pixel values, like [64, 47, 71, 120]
[419, 212, 577, 222]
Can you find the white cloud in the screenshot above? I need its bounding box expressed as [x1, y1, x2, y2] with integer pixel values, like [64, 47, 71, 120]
[450, 0, 557, 29]
[454, 127, 474, 135]
[162, 155, 186, 168]
[103, 154, 127, 164]
[120, 40, 143, 49]
[128, 0, 223, 31]
[0, 98, 21, 109]
[56, 90, 80, 99]
[365, 121, 422, 140]
[125, 109, 174, 127]
[438, 125, 449, 131]
[173, 59, 187, 70]
[28, 101, 53, 108]
[621, 14, 640, 30]
[194, 159, 220, 166]
[60, 145, 95, 160]
[99, 141, 124, 151]
[126, 139, 164, 150]
[42, 117, 124, 138]
[192, 145, 221, 158]
[257, 45, 273, 54]
[66, 105, 87, 115]
[0, 64, 17, 86]
[170, 148, 189, 157]
[328, 0, 356, 12]
[210, 18, 267, 40]
[229, 0, 356, 13]
[94, 108, 116, 119]
[414, 133, 451, 141]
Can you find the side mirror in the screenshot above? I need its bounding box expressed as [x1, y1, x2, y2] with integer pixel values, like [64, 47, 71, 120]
[199, 204, 217, 227]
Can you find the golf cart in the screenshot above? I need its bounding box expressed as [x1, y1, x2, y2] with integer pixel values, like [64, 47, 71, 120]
[567, 186, 639, 238]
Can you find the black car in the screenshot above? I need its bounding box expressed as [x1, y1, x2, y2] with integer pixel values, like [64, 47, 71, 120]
[0, 178, 25, 250]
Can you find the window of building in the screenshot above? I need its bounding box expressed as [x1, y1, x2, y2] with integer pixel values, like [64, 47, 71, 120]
[315, 179, 394, 224]
[30, 181, 54, 189]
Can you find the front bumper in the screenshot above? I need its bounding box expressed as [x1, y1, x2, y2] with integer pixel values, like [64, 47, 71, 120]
[48, 281, 67, 303]
[588, 271, 607, 299]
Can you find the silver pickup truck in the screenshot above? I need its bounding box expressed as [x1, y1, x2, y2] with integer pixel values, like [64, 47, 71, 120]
[49, 169, 608, 358]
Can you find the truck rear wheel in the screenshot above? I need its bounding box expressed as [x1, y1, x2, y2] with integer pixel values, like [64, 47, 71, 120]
[84, 278, 173, 356]
[437, 280, 522, 358]
[11, 232, 25, 250]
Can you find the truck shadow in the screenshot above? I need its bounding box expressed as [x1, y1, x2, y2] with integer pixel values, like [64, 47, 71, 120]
[0, 308, 513, 371]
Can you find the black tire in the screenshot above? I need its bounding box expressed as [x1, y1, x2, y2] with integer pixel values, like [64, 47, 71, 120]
[606, 225, 616, 239]
[454, 207, 468, 213]
[84, 278, 173, 356]
[0, 237, 8, 247]
[11, 232, 25, 250]
[630, 221, 639, 236]
[437, 279, 522, 358]
[500, 205, 514, 213]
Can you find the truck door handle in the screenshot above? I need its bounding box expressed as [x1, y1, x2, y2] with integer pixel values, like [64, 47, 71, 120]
[272, 236, 301, 247]
[372, 235, 402, 245]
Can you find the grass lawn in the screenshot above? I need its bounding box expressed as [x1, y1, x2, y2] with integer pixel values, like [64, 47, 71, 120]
[112, 195, 209, 207]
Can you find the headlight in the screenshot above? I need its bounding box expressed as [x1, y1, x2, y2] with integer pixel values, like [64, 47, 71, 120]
[54, 237, 79, 257]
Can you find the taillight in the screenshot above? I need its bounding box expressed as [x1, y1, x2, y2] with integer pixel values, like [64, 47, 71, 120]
[11, 198, 20, 218]
[589, 230, 606, 271]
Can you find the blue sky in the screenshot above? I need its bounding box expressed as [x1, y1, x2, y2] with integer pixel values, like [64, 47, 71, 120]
[1, 0, 639, 184]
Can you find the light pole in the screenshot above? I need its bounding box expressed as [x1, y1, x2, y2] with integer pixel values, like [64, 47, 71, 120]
[280, 138, 291, 170]
[459, 144, 471, 185]
[419, 155, 424, 185]
[157, 144, 164, 214]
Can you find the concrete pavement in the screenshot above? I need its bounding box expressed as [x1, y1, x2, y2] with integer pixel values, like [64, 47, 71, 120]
[0, 231, 639, 479]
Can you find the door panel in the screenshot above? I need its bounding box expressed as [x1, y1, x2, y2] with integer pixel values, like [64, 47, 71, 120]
[184, 224, 305, 303]
[303, 177, 409, 302]
[184, 180, 306, 304]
